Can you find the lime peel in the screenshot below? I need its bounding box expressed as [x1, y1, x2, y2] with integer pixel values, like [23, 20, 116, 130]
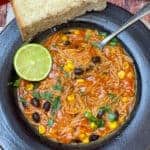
[14, 43, 52, 81]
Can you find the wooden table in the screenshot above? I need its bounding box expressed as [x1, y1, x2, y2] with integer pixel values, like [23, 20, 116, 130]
[0, 0, 150, 33]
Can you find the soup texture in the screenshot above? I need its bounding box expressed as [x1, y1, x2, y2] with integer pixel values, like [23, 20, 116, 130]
[17, 28, 136, 144]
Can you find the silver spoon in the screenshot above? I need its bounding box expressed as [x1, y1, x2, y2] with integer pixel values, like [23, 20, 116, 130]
[98, 3, 150, 49]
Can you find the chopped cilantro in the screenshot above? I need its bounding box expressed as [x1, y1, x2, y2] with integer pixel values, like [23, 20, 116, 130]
[99, 31, 108, 38]
[52, 80, 63, 91]
[85, 32, 91, 41]
[32, 91, 53, 102]
[109, 38, 118, 46]
[8, 79, 20, 87]
[40, 92, 53, 102]
[84, 111, 105, 128]
[91, 42, 100, 48]
[51, 96, 61, 114]
[47, 119, 54, 127]
[13, 79, 20, 87]
[108, 93, 119, 101]
[99, 105, 111, 113]
[84, 111, 97, 122]
[32, 91, 41, 99]
[19, 97, 27, 106]
[96, 119, 105, 128]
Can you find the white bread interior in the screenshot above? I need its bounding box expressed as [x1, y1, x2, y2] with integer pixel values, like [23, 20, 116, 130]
[12, 0, 107, 41]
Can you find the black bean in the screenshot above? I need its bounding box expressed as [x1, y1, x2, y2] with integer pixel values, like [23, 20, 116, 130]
[114, 110, 119, 120]
[89, 134, 100, 142]
[64, 41, 71, 46]
[92, 56, 101, 64]
[32, 112, 40, 123]
[72, 139, 81, 143]
[97, 109, 105, 119]
[31, 98, 40, 107]
[43, 102, 51, 112]
[74, 68, 84, 76]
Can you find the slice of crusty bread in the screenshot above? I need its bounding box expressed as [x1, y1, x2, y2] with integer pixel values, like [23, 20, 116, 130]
[12, 0, 106, 41]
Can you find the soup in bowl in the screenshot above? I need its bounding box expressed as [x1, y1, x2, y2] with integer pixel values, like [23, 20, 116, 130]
[15, 28, 136, 144]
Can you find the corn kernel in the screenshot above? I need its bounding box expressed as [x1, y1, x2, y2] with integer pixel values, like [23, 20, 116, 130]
[77, 79, 85, 83]
[67, 61, 74, 68]
[25, 83, 34, 91]
[74, 30, 80, 35]
[64, 60, 74, 72]
[108, 121, 118, 130]
[67, 94, 75, 102]
[38, 125, 46, 134]
[118, 71, 125, 79]
[79, 133, 86, 140]
[123, 62, 129, 70]
[127, 72, 133, 79]
[90, 122, 97, 130]
[73, 108, 78, 112]
[61, 35, 68, 41]
[82, 137, 89, 144]
[122, 97, 128, 103]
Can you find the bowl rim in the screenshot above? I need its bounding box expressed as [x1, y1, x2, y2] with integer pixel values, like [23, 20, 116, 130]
[0, 3, 150, 150]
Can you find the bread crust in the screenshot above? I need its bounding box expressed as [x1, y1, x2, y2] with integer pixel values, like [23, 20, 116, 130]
[12, 0, 106, 41]
[11, 0, 26, 39]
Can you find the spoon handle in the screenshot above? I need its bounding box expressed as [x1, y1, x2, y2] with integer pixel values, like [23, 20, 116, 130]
[99, 3, 150, 49]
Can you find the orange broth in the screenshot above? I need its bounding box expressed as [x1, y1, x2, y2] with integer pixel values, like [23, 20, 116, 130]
[17, 28, 136, 144]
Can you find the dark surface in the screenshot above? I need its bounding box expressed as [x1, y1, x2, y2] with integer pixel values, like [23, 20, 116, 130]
[0, 3, 150, 150]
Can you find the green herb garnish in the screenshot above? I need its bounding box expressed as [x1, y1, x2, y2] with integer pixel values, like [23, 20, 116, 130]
[99, 105, 111, 113]
[47, 119, 54, 127]
[32, 91, 53, 102]
[109, 38, 118, 46]
[40, 92, 53, 102]
[32, 91, 41, 99]
[85, 32, 91, 41]
[53, 81, 63, 91]
[84, 111, 104, 128]
[51, 96, 61, 114]
[96, 119, 105, 128]
[84, 111, 97, 122]
[10, 79, 20, 87]
[19, 97, 27, 105]
[84, 111, 92, 118]
[99, 32, 108, 38]
[108, 93, 118, 101]
[91, 42, 100, 48]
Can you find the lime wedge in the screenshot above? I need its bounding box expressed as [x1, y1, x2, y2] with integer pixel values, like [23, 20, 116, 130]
[14, 44, 52, 81]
